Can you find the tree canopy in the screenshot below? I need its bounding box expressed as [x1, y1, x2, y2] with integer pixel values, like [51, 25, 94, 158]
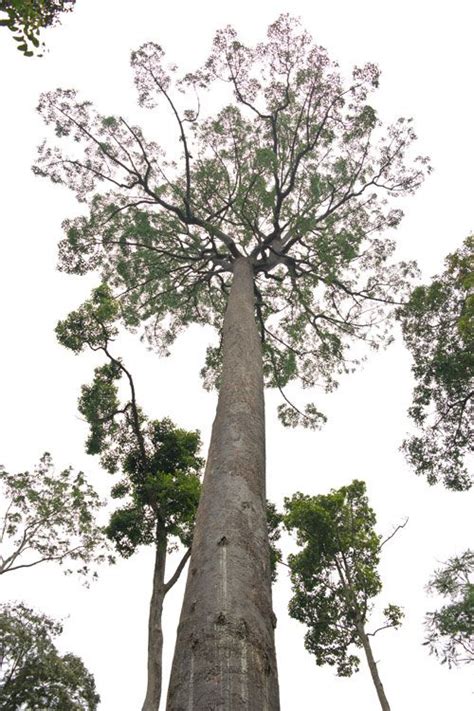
[0, 452, 109, 577]
[284, 480, 403, 678]
[0, 602, 99, 710]
[35, 13, 429, 427]
[398, 235, 473, 490]
[424, 549, 474, 668]
[0, 0, 76, 55]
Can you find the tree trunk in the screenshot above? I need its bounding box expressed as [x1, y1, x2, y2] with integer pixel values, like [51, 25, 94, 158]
[166, 257, 280, 710]
[142, 530, 167, 711]
[357, 624, 391, 711]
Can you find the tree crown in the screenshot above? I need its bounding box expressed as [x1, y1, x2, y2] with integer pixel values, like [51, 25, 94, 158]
[35, 14, 429, 426]
[284, 480, 403, 676]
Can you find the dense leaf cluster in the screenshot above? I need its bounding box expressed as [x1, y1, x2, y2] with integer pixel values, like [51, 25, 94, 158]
[35, 14, 429, 427]
[103, 417, 202, 556]
[0, 0, 75, 55]
[398, 236, 473, 490]
[0, 602, 99, 709]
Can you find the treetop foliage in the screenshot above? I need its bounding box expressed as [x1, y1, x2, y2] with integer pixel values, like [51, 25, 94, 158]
[284, 480, 403, 676]
[0, 602, 99, 710]
[35, 14, 430, 426]
[424, 549, 474, 667]
[0, 452, 110, 578]
[0, 0, 76, 56]
[398, 235, 473, 490]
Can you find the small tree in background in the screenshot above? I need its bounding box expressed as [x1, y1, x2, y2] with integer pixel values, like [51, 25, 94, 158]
[397, 235, 473, 491]
[56, 284, 203, 711]
[0, 0, 76, 56]
[424, 549, 474, 667]
[0, 602, 99, 710]
[0, 453, 109, 578]
[284, 480, 404, 711]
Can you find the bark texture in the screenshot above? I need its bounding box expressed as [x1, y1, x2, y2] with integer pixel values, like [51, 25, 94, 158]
[357, 624, 391, 711]
[142, 533, 167, 711]
[166, 257, 280, 710]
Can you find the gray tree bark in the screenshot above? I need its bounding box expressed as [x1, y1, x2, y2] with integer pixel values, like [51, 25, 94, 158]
[142, 532, 167, 711]
[357, 623, 391, 711]
[166, 257, 280, 710]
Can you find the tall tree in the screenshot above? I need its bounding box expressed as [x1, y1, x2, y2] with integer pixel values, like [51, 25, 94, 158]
[424, 549, 474, 667]
[397, 235, 473, 491]
[284, 481, 404, 711]
[0, 0, 76, 56]
[0, 602, 99, 710]
[56, 285, 203, 711]
[34, 15, 429, 708]
[0, 452, 109, 577]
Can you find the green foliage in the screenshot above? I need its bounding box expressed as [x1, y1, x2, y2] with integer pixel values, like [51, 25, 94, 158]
[277, 402, 327, 430]
[0, 602, 99, 709]
[284, 480, 402, 676]
[424, 550, 474, 667]
[79, 361, 122, 456]
[56, 283, 120, 354]
[266, 501, 283, 582]
[35, 14, 429, 427]
[103, 417, 203, 555]
[397, 235, 473, 490]
[0, 0, 76, 56]
[0, 453, 110, 577]
[56, 276, 203, 559]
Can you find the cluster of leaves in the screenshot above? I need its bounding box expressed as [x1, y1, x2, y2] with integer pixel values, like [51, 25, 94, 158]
[34, 14, 429, 428]
[398, 235, 473, 490]
[0, 452, 110, 578]
[424, 550, 474, 667]
[0, 0, 75, 56]
[284, 480, 403, 676]
[0, 602, 99, 710]
[103, 416, 203, 556]
[56, 284, 203, 557]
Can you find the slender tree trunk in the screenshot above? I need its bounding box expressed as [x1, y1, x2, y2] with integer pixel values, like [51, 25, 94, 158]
[357, 624, 391, 711]
[166, 257, 280, 710]
[142, 530, 167, 711]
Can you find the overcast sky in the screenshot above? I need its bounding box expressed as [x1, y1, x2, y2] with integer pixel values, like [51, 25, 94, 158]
[0, 1, 473, 709]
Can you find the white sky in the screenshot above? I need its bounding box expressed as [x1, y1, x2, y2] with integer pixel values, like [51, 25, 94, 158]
[0, 1, 473, 709]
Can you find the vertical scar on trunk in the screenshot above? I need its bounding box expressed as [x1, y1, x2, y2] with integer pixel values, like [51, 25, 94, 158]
[187, 652, 194, 711]
[218, 536, 228, 611]
[240, 638, 248, 708]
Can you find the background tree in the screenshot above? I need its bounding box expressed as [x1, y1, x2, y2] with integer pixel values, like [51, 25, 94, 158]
[0, 452, 109, 578]
[0, 601, 99, 710]
[397, 235, 473, 491]
[56, 284, 203, 711]
[284, 480, 404, 711]
[424, 549, 474, 668]
[34, 15, 429, 707]
[0, 0, 76, 56]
